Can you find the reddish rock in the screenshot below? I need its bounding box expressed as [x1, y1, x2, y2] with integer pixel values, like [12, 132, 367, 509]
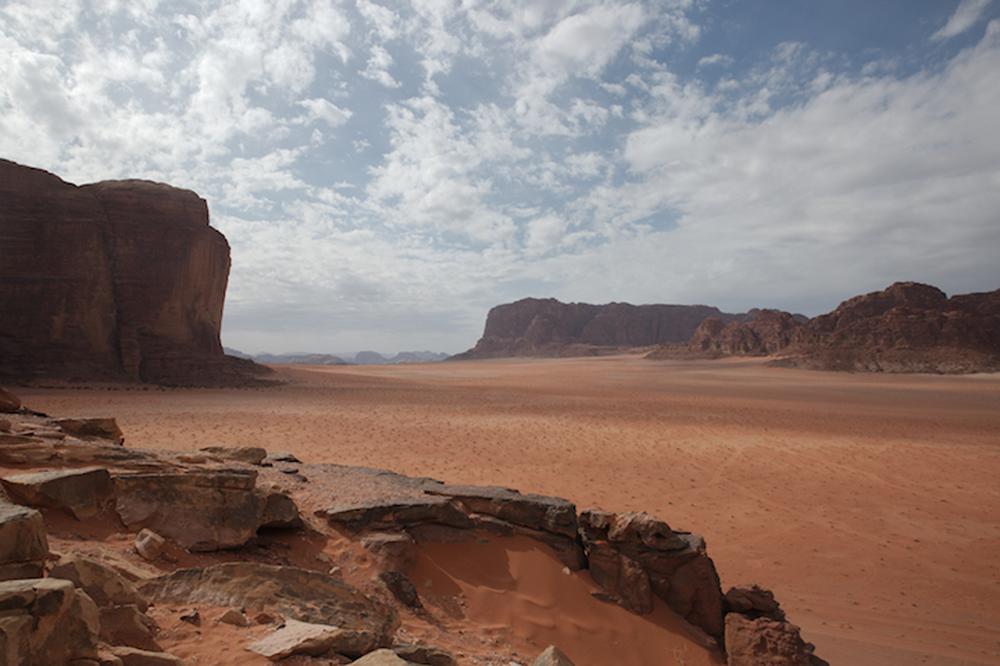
[0, 387, 21, 413]
[787, 282, 1000, 373]
[0, 159, 266, 386]
[686, 310, 804, 357]
[454, 298, 743, 358]
[725, 613, 827, 665]
[0, 500, 49, 581]
[1, 466, 114, 519]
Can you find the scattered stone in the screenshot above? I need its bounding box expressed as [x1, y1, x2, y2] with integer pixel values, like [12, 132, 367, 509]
[254, 612, 278, 625]
[1, 467, 114, 519]
[54, 417, 125, 444]
[108, 646, 184, 665]
[724, 613, 828, 665]
[379, 571, 422, 609]
[219, 608, 250, 627]
[0, 577, 100, 663]
[0, 387, 21, 413]
[99, 604, 161, 651]
[393, 644, 457, 666]
[246, 618, 372, 660]
[140, 563, 398, 652]
[134, 529, 167, 561]
[351, 649, 414, 665]
[179, 609, 201, 626]
[532, 645, 575, 666]
[265, 452, 301, 464]
[50, 555, 148, 610]
[198, 445, 268, 465]
[0, 500, 49, 580]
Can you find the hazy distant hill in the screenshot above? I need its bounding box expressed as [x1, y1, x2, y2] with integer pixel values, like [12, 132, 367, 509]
[224, 348, 449, 366]
[254, 352, 348, 365]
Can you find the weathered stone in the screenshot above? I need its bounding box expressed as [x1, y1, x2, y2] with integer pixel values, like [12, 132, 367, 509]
[246, 619, 372, 660]
[379, 571, 422, 609]
[265, 452, 301, 464]
[113, 469, 266, 550]
[54, 418, 125, 444]
[134, 529, 166, 561]
[351, 649, 414, 666]
[579, 509, 725, 640]
[0, 578, 100, 664]
[260, 490, 302, 529]
[199, 446, 268, 465]
[0, 418, 10, 432]
[724, 614, 827, 666]
[318, 496, 472, 532]
[0, 387, 21, 413]
[532, 645, 576, 666]
[99, 605, 160, 651]
[107, 646, 184, 666]
[51, 555, 148, 610]
[427, 484, 579, 539]
[725, 585, 786, 621]
[393, 644, 457, 666]
[1, 467, 114, 519]
[0, 501, 48, 580]
[361, 532, 416, 571]
[218, 608, 249, 627]
[140, 563, 397, 652]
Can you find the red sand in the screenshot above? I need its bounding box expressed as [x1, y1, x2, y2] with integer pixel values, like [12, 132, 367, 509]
[19, 355, 1000, 665]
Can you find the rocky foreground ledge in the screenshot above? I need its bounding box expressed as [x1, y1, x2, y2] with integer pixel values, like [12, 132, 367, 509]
[0, 386, 826, 665]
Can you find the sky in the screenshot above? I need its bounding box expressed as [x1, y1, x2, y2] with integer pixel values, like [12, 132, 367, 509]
[2, 0, 999, 354]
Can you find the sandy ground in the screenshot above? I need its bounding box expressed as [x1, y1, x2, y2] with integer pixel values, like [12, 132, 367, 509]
[18, 355, 1000, 665]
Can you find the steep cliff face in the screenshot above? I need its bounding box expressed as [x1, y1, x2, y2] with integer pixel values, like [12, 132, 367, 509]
[0, 159, 263, 385]
[787, 282, 1000, 373]
[454, 298, 742, 359]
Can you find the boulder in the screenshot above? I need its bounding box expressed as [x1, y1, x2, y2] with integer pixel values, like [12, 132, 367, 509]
[0, 577, 100, 664]
[361, 532, 416, 571]
[318, 496, 472, 532]
[0, 501, 48, 580]
[98, 604, 161, 651]
[1, 467, 114, 519]
[426, 484, 578, 539]
[246, 619, 371, 660]
[218, 608, 249, 627]
[50, 555, 148, 610]
[725, 585, 786, 621]
[0, 387, 21, 413]
[378, 571, 422, 609]
[113, 468, 299, 551]
[140, 563, 397, 652]
[107, 646, 184, 666]
[724, 614, 827, 666]
[392, 644, 457, 666]
[579, 509, 725, 640]
[54, 418, 125, 444]
[532, 645, 576, 666]
[260, 490, 303, 529]
[199, 446, 268, 465]
[351, 649, 414, 665]
[134, 529, 166, 561]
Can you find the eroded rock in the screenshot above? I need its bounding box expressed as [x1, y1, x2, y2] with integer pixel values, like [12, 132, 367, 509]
[246, 619, 370, 660]
[0, 387, 21, 413]
[107, 646, 184, 666]
[134, 529, 166, 562]
[392, 644, 457, 666]
[351, 649, 414, 665]
[54, 418, 125, 444]
[140, 563, 397, 652]
[99, 604, 161, 651]
[1, 467, 114, 519]
[50, 555, 148, 610]
[0, 501, 48, 581]
[532, 645, 576, 666]
[0, 578, 100, 664]
[724, 613, 827, 666]
[199, 446, 268, 465]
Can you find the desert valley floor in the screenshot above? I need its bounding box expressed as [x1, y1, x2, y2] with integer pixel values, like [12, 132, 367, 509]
[17, 355, 1000, 666]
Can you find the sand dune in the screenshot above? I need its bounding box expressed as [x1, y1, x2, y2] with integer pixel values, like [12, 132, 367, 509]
[19, 355, 1000, 664]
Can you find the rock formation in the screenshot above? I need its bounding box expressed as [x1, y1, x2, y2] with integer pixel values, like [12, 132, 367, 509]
[684, 309, 805, 357]
[454, 297, 744, 359]
[0, 159, 264, 386]
[0, 386, 825, 664]
[786, 282, 1000, 373]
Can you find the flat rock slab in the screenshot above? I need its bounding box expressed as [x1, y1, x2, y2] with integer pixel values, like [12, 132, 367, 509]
[1, 466, 113, 519]
[50, 555, 148, 610]
[247, 618, 367, 660]
[53, 417, 125, 444]
[140, 562, 397, 652]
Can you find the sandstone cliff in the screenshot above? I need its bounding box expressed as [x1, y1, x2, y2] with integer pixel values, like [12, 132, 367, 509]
[786, 282, 1000, 373]
[0, 159, 263, 385]
[454, 297, 743, 359]
[684, 309, 806, 357]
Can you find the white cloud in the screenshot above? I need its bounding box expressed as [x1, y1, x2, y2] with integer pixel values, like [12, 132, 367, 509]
[297, 98, 352, 127]
[933, 0, 993, 40]
[697, 53, 733, 68]
[361, 44, 401, 88]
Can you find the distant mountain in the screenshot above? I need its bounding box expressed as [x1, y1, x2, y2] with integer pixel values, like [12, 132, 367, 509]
[223, 346, 253, 360]
[352, 350, 388, 365]
[252, 353, 348, 366]
[387, 351, 450, 364]
[452, 297, 745, 359]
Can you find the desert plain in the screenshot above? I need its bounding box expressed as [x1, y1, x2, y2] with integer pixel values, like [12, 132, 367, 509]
[17, 355, 1000, 666]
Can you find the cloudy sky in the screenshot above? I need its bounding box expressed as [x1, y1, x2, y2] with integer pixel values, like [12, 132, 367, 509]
[2, 0, 999, 354]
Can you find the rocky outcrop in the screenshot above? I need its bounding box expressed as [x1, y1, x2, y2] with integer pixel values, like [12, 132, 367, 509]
[0, 577, 101, 664]
[0, 159, 265, 386]
[579, 510, 725, 641]
[1, 467, 115, 519]
[684, 310, 805, 357]
[141, 563, 398, 653]
[0, 501, 49, 580]
[723, 586, 827, 665]
[454, 298, 743, 359]
[533, 645, 576, 666]
[785, 282, 1000, 373]
[1, 387, 21, 413]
